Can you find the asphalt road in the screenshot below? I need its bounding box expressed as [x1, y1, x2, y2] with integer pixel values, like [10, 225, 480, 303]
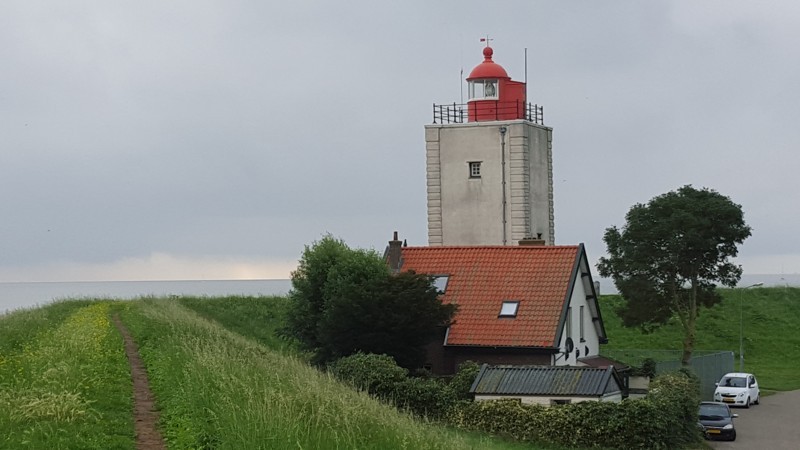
[709, 389, 800, 450]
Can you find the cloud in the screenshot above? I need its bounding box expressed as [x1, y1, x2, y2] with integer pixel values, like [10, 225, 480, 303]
[735, 254, 800, 276]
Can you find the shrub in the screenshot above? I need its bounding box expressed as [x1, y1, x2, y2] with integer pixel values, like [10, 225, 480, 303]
[392, 377, 455, 420]
[446, 361, 480, 400]
[329, 355, 485, 421]
[629, 357, 657, 378]
[327, 353, 407, 397]
[647, 370, 702, 448]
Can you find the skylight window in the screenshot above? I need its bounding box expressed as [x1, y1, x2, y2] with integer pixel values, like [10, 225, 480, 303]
[432, 275, 449, 294]
[499, 301, 519, 317]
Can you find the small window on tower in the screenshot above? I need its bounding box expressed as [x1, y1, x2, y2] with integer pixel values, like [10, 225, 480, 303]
[469, 161, 482, 178]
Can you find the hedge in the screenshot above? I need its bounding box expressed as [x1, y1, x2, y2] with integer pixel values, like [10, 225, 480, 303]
[446, 371, 702, 450]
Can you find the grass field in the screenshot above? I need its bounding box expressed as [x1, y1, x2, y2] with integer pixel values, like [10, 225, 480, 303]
[0, 300, 134, 449]
[599, 286, 800, 391]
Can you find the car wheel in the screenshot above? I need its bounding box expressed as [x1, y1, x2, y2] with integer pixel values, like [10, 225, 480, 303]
[745, 396, 751, 408]
[755, 395, 760, 405]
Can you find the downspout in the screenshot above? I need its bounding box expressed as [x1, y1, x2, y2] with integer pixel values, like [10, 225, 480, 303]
[500, 126, 507, 245]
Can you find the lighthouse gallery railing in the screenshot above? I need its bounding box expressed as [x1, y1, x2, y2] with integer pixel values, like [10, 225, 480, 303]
[432, 101, 544, 125]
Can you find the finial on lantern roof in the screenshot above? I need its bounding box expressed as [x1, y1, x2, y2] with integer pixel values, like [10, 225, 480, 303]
[479, 36, 494, 61]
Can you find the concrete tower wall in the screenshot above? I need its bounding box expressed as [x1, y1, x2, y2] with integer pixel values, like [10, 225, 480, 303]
[426, 120, 553, 246]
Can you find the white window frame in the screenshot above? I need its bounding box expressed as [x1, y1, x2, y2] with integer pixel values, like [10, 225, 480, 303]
[499, 300, 519, 317]
[432, 275, 449, 294]
[468, 79, 499, 100]
[579, 305, 585, 342]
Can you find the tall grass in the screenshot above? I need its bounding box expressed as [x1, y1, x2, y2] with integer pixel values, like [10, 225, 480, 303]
[0, 301, 134, 449]
[600, 286, 800, 390]
[119, 299, 531, 450]
[179, 295, 298, 355]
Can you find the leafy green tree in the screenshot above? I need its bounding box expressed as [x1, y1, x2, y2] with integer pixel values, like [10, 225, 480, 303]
[317, 271, 456, 368]
[285, 235, 455, 368]
[597, 185, 751, 365]
[284, 235, 388, 353]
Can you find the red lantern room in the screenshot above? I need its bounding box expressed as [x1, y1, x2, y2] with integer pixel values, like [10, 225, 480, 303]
[466, 46, 527, 122]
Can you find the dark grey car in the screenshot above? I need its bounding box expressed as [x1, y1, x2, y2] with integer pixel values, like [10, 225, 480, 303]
[699, 401, 738, 441]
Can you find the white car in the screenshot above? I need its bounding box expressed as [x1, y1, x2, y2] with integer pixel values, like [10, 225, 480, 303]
[713, 372, 760, 408]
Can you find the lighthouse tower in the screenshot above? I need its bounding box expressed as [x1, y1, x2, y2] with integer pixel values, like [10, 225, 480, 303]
[426, 44, 554, 246]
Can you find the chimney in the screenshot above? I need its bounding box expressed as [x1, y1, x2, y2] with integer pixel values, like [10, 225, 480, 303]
[384, 231, 404, 273]
[518, 237, 546, 246]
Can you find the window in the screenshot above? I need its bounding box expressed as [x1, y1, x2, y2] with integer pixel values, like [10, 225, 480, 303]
[432, 275, 449, 294]
[499, 301, 519, 317]
[550, 399, 572, 406]
[468, 79, 499, 100]
[468, 161, 481, 178]
[579, 305, 585, 342]
[484, 80, 496, 97]
[566, 307, 572, 339]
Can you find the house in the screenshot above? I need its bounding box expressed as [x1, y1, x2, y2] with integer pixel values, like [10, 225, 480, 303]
[384, 233, 608, 375]
[470, 364, 624, 405]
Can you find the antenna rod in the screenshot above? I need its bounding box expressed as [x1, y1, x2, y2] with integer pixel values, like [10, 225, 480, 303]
[524, 47, 528, 102]
[460, 67, 464, 104]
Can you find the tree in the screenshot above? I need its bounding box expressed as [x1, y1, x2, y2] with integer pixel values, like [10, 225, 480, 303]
[285, 235, 456, 368]
[317, 271, 456, 368]
[597, 185, 751, 366]
[284, 235, 389, 353]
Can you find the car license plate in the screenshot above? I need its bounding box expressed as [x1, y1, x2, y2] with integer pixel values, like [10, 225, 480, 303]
[722, 398, 734, 403]
[708, 429, 721, 434]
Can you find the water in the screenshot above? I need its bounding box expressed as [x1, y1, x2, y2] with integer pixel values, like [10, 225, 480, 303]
[0, 279, 293, 315]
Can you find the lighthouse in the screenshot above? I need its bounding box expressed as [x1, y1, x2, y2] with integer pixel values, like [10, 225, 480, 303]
[426, 44, 554, 246]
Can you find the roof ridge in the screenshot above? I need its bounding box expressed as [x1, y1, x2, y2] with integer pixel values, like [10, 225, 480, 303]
[402, 245, 581, 250]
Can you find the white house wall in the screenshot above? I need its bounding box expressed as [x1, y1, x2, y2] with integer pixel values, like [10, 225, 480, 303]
[475, 394, 620, 405]
[553, 264, 600, 366]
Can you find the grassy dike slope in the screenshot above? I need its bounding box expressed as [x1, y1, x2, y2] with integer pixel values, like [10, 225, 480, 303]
[599, 287, 800, 391]
[120, 298, 532, 450]
[0, 301, 134, 449]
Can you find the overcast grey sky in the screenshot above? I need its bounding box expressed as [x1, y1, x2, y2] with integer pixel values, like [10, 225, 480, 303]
[1, 1, 798, 282]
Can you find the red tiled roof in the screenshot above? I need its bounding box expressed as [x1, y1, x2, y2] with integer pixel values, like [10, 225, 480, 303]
[399, 246, 580, 348]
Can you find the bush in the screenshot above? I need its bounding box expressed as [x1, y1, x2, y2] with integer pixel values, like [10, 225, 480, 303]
[629, 358, 657, 378]
[327, 353, 407, 397]
[329, 355, 484, 421]
[447, 361, 481, 400]
[392, 377, 455, 420]
[647, 370, 702, 448]
[446, 370, 703, 450]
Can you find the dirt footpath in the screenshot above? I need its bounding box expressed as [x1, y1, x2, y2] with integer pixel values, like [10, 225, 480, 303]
[112, 315, 167, 450]
[710, 389, 800, 450]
